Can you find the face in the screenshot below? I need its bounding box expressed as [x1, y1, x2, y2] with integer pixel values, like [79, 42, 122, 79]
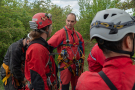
[26, 39, 31, 45]
[48, 25, 52, 37]
[66, 14, 76, 30]
[23, 39, 30, 51]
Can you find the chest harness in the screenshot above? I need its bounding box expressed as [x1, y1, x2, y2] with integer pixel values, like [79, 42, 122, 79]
[57, 27, 85, 76]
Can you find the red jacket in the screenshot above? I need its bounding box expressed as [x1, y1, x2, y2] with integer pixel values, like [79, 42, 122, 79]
[48, 26, 85, 61]
[76, 56, 135, 90]
[25, 38, 56, 90]
[87, 44, 105, 72]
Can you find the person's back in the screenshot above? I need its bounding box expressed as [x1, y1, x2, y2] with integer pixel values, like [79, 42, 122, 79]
[76, 8, 135, 90]
[25, 13, 58, 90]
[77, 56, 135, 90]
[1, 38, 28, 90]
[87, 43, 105, 72]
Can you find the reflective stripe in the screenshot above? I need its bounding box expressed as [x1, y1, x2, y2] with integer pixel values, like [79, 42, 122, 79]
[89, 44, 98, 61]
[90, 52, 96, 61]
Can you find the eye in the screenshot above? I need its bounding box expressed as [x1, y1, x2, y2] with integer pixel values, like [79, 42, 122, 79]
[71, 21, 74, 23]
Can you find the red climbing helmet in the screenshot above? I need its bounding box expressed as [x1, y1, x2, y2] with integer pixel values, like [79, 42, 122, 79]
[29, 13, 52, 29]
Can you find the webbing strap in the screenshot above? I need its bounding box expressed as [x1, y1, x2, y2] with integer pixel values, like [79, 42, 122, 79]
[2, 63, 11, 85]
[75, 31, 80, 41]
[58, 60, 75, 76]
[99, 71, 135, 90]
[63, 27, 70, 43]
[2, 73, 11, 85]
[63, 26, 80, 43]
[98, 71, 117, 90]
[132, 83, 135, 90]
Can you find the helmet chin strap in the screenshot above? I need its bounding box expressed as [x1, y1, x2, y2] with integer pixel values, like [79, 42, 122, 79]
[40, 29, 49, 35]
[103, 38, 134, 58]
[40, 25, 51, 37]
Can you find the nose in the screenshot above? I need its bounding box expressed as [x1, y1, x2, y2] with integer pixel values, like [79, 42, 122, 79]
[68, 21, 71, 25]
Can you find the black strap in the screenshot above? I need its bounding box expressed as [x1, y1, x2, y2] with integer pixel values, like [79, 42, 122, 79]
[58, 67, 65, 71]
[75, 31, 80, 41]
[99, 71, 135, 90]
[98, 71, 117, 90]
[63, 26, 80, 44]
[63, 27, 70, 43]
[132, 83, 135, 90]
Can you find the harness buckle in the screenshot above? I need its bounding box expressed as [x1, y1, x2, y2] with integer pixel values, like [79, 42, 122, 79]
[66, 39, 70, 43]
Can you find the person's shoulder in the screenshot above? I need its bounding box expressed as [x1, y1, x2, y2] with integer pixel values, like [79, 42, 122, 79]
[79, 71, 101, 81]
[29, 43, 45, 49]
[29, 43, 49, 53]
[53, 28, 65, 36]
[56, 28, 65, 32]
[130, 65, 135, 71]
[11, 39, 23, 47]
[77, 71, 105, 89]
[75, 30, 82, 36]
[75, 30, 84, 40]
[92, 44, 102, 51]
[9, 39, 22, 49]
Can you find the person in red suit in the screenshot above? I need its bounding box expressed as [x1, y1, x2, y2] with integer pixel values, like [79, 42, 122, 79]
[48, 13, 85, 90]
[87, 43, 105, 72]
[25, 13, 58, 90]
[76, 8, 135, 90]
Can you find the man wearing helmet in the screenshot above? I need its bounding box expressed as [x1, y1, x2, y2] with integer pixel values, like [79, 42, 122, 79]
[25, 13, 58, 90]
[76, 8, 135, 90]
[48, 13, 85, 90]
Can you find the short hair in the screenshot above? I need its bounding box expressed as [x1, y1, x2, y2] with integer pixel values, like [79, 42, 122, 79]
[66, 13, 76, 21]
[96, 33, 134, 55]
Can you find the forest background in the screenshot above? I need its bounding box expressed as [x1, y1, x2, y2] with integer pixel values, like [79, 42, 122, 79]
[0, 0, 135, 89]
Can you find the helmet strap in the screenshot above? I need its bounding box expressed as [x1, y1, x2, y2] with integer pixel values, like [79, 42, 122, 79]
[40, 29, 49, 35]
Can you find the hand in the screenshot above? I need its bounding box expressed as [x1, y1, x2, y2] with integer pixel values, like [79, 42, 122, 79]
[21, 77, 27, 84]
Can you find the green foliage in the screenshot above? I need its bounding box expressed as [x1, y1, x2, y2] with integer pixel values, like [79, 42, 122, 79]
[0, 0, 135, 89]
[0, 79, 4, 90]
[49, 5, 72, 35]
[0, 0, 133, 66]
[0, 27, 25, 65]
[0, 0, 73, 65]
[76, 0, 120, 39]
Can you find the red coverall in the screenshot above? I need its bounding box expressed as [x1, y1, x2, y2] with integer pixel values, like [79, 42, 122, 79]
[76, 56, 135, 90]
[48, 26, 85, 90]
[87, 43, 105, 72]
[25, 38, 56, 90]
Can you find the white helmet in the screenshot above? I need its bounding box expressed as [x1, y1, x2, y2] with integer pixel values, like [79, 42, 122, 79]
[90, 8, 135, 41]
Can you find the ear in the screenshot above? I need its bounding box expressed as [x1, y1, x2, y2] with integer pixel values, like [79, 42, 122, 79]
[125, 36, 132, 49]
[45, 27, 49, 32]
[26, 39, 30, 45]
[75, 21, 77, 24]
